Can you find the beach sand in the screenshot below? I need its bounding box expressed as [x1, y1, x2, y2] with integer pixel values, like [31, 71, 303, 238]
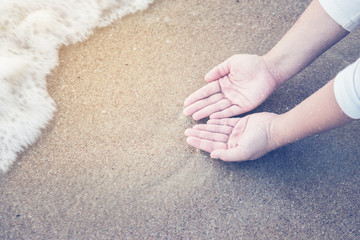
[1, 0, 360, 238]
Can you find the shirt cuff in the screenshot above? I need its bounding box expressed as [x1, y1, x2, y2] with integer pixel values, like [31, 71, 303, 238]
[319, 0, 360, 32]
[334, 58, 360, 119]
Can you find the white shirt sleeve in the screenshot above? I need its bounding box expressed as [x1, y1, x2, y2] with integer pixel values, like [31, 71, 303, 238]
[334, 58, 360, 119]
[319, 0, 360, 31]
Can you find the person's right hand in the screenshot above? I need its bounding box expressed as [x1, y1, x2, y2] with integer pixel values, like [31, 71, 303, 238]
[183, 54, 279, 120]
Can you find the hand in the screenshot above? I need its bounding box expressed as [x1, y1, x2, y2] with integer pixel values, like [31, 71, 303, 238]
[183, 54, 279, 120]
[184, 112, 279, 161]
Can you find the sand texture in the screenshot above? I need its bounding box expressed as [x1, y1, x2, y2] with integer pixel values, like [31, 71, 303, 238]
[1, 0, 360, 239]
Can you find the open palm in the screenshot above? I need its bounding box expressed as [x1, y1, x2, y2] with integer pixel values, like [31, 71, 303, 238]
[183, 54, 279, 120]
[184, 113, 278, 162]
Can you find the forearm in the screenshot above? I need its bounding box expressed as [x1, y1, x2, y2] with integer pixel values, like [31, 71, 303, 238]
[263, 0, 348, 85]
[271, 79, 353, 148]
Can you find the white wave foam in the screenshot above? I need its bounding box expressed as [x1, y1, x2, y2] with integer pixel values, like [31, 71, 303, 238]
[0, 0, 153, 173]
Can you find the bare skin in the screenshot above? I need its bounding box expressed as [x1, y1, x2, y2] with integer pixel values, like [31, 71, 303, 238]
[183, 0, 348, 121]
[185, 80, 352, 162]
[185, 113, 278, 161]
[184, 0, 354, 162]
[183, 54, 278, 120]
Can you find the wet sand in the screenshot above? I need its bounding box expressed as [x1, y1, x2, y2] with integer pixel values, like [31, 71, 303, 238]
[1, 0, 360, 239]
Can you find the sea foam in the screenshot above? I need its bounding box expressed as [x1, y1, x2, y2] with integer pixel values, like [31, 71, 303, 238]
[0, 0, 153, 173]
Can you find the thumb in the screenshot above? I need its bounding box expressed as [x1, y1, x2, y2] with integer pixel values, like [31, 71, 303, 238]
[204, 58, 230, 83]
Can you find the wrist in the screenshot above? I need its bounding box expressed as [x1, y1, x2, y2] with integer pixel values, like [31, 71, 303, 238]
[261, 53, 289, 86]
[268, 113, 291, 150]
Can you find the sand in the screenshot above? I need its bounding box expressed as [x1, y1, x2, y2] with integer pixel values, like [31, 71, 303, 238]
[1, 0, 360, 239]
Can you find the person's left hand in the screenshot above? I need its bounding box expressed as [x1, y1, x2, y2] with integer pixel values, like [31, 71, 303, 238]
[184, 112, 279, 161]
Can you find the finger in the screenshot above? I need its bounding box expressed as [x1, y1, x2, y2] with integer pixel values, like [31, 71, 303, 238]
[186, 137, 227, 153]
[227, 117, 248, 148]
[207, 118, 240, 127]
[211, 148, 245, 162]
[192, 124, 233, 135]
[192, 99, 232, 120]
[209, 105, 244, 119]
[184, 128, 229, 143]
[204, 58, 230, 83]
[184, 81, 221, 107]
[183, 93, 224, 117]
